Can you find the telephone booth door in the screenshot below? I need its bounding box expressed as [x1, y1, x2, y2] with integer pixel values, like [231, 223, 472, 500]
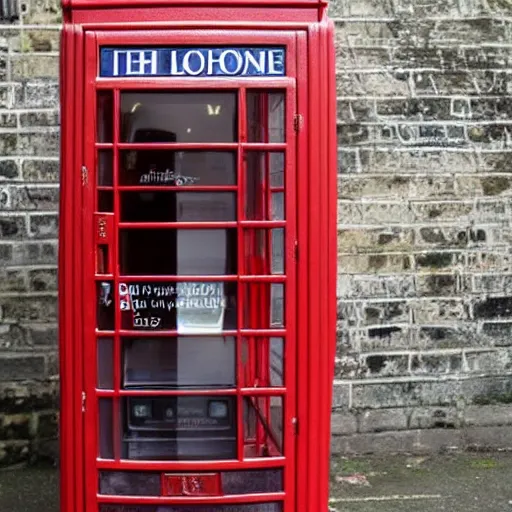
[83, 31, 299, 512]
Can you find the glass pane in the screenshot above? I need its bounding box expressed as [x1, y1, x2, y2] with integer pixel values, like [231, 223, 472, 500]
[271, 192, 284, 220]
[98, 150, 113, 186]
[122, 337, 236, 389]
[99, 471, 160, 496]
[270, 284, 284, 327]
[97, 91, 113, 143]
[119, 150, 236, 186]
[243, 283, 285, 329]
[271, 228, 284, 275]
[243, 229, 285, 276]
[247, 91, 285, 143]
[97, 245, 109, 275]
[270, 338, 284, 387]
[119, 229, 237, 276]
[98, 190, 113, 212]
[222, 469, 283, 494]
[121, 395, 237, 461]
[245, 152, 285, 220]
[97, 281, 114, 331]
[241, 337, 284, 388]
[244, 396, 283, 457]
[97, 337, 114, 389]
[270, 153, 284, 187]
[100, 504, 282, 512]
[120, 192, 236, 222]
[99, 398, 114, 459]
[120, 92, 237, 143]
[119, 281, 237, 332]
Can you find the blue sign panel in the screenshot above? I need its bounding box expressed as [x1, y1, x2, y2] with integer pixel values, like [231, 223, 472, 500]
[100, 47, 286, 78]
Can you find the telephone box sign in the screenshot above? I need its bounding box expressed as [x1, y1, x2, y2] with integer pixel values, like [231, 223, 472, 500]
[100, 47, 286, 77]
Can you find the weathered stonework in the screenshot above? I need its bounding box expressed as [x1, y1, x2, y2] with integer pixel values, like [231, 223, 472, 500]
[0, 0, 60, 467]
[3, 0, 512, 466]
[331, 0, 512, 454]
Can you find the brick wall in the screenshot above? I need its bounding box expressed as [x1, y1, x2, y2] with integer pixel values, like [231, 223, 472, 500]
[2, 0, 512, 467]
[331, 0, 512, 453]
[0, 0, 60, 466]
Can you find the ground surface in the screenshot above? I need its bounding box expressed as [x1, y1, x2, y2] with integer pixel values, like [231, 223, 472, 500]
[1, 453, 512, 511]
[330, 452, 512, 512]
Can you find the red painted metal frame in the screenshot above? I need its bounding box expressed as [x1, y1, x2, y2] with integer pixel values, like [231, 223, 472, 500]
[59, 2, 336, 512]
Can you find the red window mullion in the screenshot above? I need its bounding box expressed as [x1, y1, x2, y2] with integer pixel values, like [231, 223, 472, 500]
[237, 86, 247, 462]
[118, 221, 238, 229]
[97, 388, 239, 397]
[96, 457, 287, 471]
[115, 274, 239, 282]
[112, 88, 121, 462]
[262, 94, 273, 448]
[116, 142, 239, 150]
[97, 492, 286, 505]
[254, 92, 267, 454]
[95, 328, 287, 337]
[117, 185, 238, 192]
[96, 142, 287, 151]
[103, 275, 286, 282]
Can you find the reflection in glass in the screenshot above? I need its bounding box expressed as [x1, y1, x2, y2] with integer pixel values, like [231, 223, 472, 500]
[222, 469, 283, 494]
[244, 396, 283, 457]
[270, 337, 284, 386]
[242, 337, 284, 388]
[121, 395, 237, 461]
[97, 337, 114, 389]
[177, 281, 226, 334]
[97, 281, 114, 331]
[120, 92, 237, 143]
[99, 471, 160, 496]
[270, 152, 285, 187]
[271, 229, 285, 275]
[243, 283, 285, 329]
[122, 337, 236, 389]
[119, 281, 237, 331]
[99, 398, 114, 459]
[243, 229, 285, 276]
[270, 284, 284, 327]
[120, 229, 237, 276]
[120, 150, 236, 186]
[271, 192, 284, 220]
[247, 91, 285, 143]
[120, 192, 236, 222]
[245, 152, 285, 220]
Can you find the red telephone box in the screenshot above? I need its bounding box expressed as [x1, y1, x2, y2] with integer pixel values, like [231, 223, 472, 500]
[59, 0, 337, 510]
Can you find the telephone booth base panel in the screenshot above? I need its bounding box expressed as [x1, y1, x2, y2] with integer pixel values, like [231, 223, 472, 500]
[59, 3, 337, 512]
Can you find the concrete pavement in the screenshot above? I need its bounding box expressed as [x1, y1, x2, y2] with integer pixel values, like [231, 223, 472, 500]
[1, 452, 512, 511]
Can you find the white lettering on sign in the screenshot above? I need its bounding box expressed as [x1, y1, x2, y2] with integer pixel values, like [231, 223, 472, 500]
[102, 47, 286, 78]
[113, 50, 158, 76]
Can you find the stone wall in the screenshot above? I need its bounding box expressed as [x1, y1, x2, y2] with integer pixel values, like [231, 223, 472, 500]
[2, 0, 512, 467]
[0, 0, 61, 467]
[331, 0, 512, 453]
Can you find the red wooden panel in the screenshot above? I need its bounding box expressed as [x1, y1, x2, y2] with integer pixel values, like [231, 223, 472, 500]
[60, 6, 336, 511]
[161, 473, 223, 496]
